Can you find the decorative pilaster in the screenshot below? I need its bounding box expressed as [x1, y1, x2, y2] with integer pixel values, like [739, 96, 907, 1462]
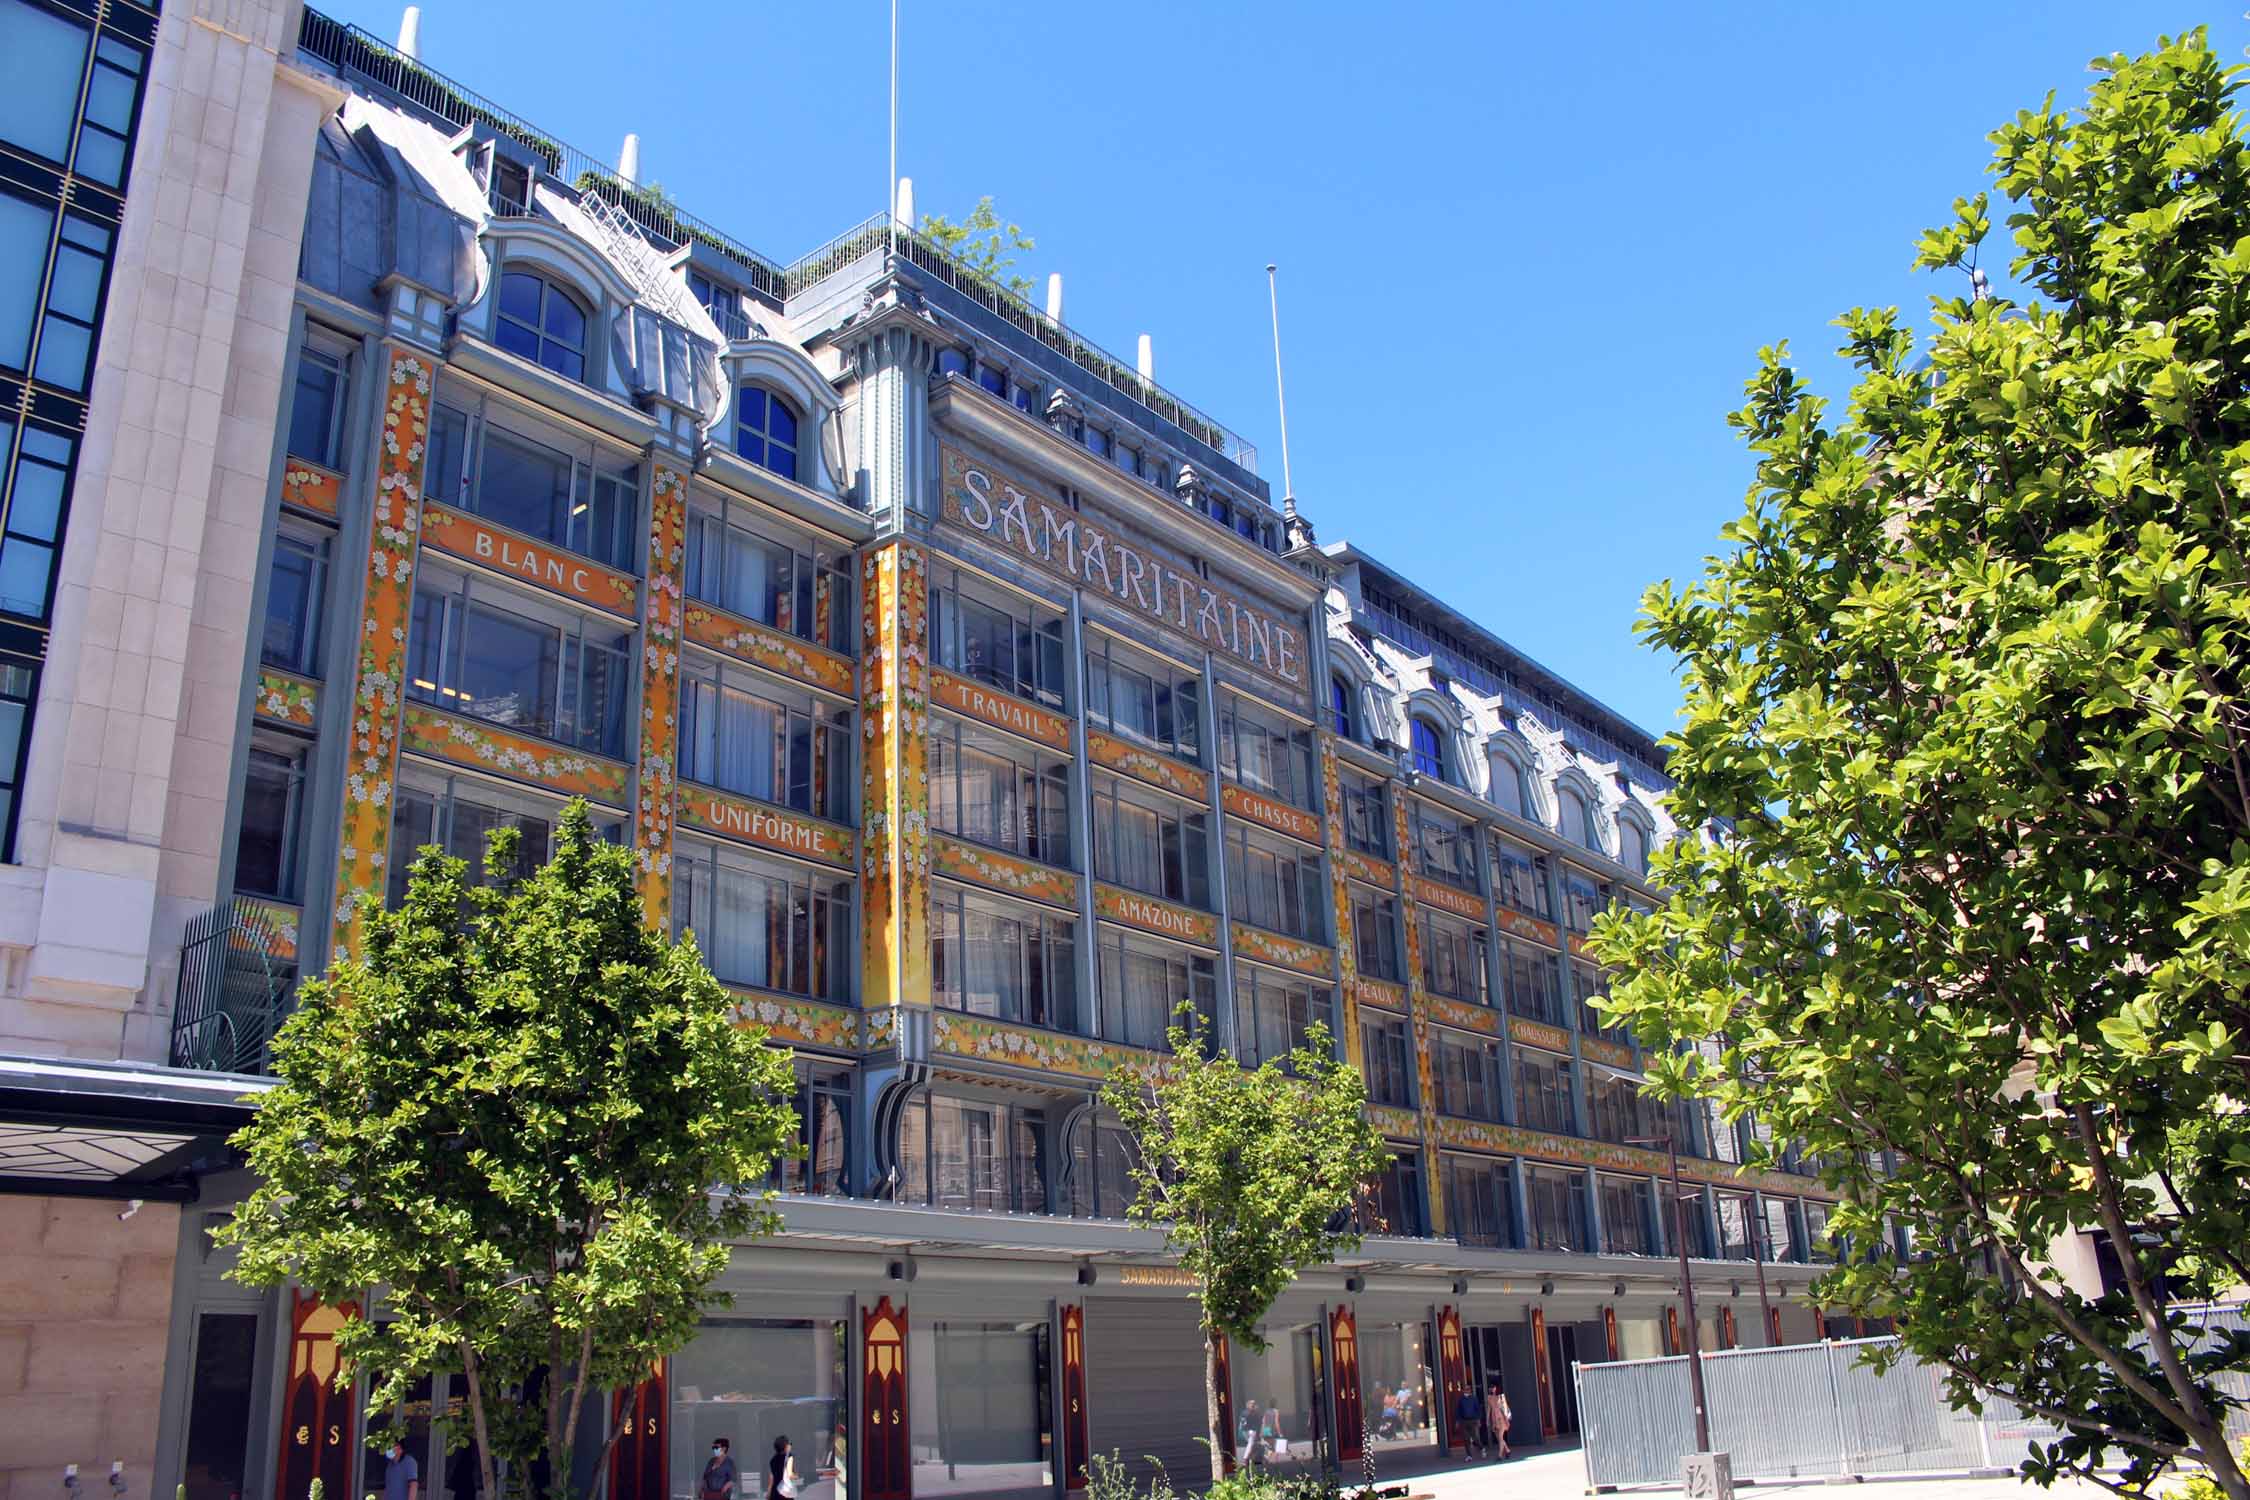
[633, 465, 688, 930]
[328, 348, 432, 958]
[1060, 1304, 1091, 1490]
[1320, 736, 1362, 1069]
[1398, 788, 1444, 1232]
[860, 543, 931, 1008]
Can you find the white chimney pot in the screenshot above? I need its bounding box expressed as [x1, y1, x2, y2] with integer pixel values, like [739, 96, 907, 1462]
[396, 5, 420, 58]
[1136, 334, 1154, 382]
[1045, 273, 1064, 325]
[894, 176, 915, 230]
[617, 133, 641, 187]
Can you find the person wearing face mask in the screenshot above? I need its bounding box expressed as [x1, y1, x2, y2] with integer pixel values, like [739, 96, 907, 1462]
[701, 1438, 738, 1500]
[382, 1440, 420, 1500]
[768, 1435, 796, 1500]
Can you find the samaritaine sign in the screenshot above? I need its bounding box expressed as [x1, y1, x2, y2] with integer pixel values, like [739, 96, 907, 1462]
[939, 444, 1309, 703]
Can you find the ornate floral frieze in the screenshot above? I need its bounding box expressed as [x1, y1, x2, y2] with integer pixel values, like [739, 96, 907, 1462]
[1221, 781, 1322, 846]
[1425, 993, 1499, 1036]
[1229, 922, 1333, 979]
[931, 1011, 1170, 1085]
[1566, 931, 1592, 958]
[634, 466, 686, 927]
[1086, 729, 1209, 802]
[1340, 849, 1397, 889]
[254, 669, 319, 730]
[1370, 1105, 1422, 1142]
[930, 668, 1070, 750]
[420, 503, 639, 618]
[727, 992, 864, 1052]
[1428, 1116, 1834, 1200]
[1581, 1037, 1636, 1072]
[1508, 1015, 1572, 1054]
[280, 458, 342, 519]
[685, 600, 856, 697]
[677, 783, 854, 869]
[1497, 909, 1561, 947]
[400, 703, 632, 807]
[931, 834, 1079, 908]
[235, 897, 303, 964]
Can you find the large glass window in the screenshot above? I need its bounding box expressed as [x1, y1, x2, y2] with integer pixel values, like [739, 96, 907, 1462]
[0, 191, 50, 370]
[1362, 1016, 1414, 1110]
[1561, 866, 1609, 936]
[1085, 632, 1199, 760]
[672, 838, 851, 1001]
[0, 420, 73, 620]
[425, 396, 638, 568]
[1500, 938, 1564, 1026]
[773, 1067, 852, 1198]
[1224, 825, 1322, 941]
[1358, 1153, 1428, 1240]
[1065, 1116, 1140, 1221]
[679, 660, 852, 823]
[406, 565, 633, 758]
[930, 716, 1070, 867]
[32, 209, 106, 391]
[1575, 962, 1627, 1042]
[1619, 818, 1650, 876]
[1350, 885, 1399, 981]
[1512, 1049, 1575, 1135]
[1433, 1031, 1499, 1122]
[1328, 675, 1355, 740]
[1586, 1068, 1660, 1146]
[932, 886, 1077, 1032]
[261, 530, 327, 677]
[180, 1311, 259, 1500]
[1421, 911, 1488, 1006]
[1715, 1192, 1755, 1261]
[1094, 927, 1214, 1050]
[0, 1, 91, 164]
[1558, 784, 1600, 850]
[896, 1090, 1053, 1217]
[683, 499, 853, 654]
[493, 268, 588, 382]
[1360, 1321, 1437, 1453]
[1598, 1174, 1656, 1256]
[1490, 753, 1530, 820]
[1803, 1199, 1835, 1263]
[1491, 841, 1552, 921]
[908, 1320, 1054, 1500]
[1443, 1154, 1513, 1249]
[233, 743, 305, 901]
[1763, 1195, 1800, 1264]
[670, 1320, 848, 1500]
[1408, 718, 1445, 781]
[1234, 965, 1331, 1070]
[1091, 776, 1208, 907]
[932, 566, 1066, 709]
[1340, 771, 1388, 859]
[287, 339, 351, 470]
[1409, 802, 1478, 892]
[1526, 1165, 1587, 1252]
[1218, 693, 1315, 811]
[386, 772, 624, 906]
[1233, 1323, 1327, 1469]
[0, 653, 31, 860]
[734, 384, 800, 480]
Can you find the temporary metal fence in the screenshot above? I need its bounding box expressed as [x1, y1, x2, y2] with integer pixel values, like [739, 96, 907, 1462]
[1577, 1306, 2250, 1490]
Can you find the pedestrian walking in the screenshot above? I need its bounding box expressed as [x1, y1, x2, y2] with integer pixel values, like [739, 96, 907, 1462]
[701, 1439, 737, 1500]
[1485, 1382, 1511, 1459]
[382, 1440, 420, 1500]
[1453, 1386, 1484, 1458]
[768, 1436, 797, 1500]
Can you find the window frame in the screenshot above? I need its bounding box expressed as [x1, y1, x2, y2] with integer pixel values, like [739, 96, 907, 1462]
[1409, 717, 1447, 781]
[1084, 629, 1200, 760]
[1349, 883, 1400, 981]
[928, 713, 1072, 868]
[405, 561, 636, 760]
[425, 386, 643, 571]
[260, 525, 330, 679]
[1093, 925, 1216, 1051]
[682, 492, 853, 653]
[233, 737, 308, 902]
[670, 832, 854, 1002]
[1090, 772, 1210, 908]
[492, 266, 591, 383]
[1217, 690, 1316, 812]
[1222, 821, 1324, 943]
[733, 381, 802, 481]
[931, 883, 1078, 1033]
[931, 563, 1067, 709]
[286, 330, 355, 472]
[675, 652, 854, 823]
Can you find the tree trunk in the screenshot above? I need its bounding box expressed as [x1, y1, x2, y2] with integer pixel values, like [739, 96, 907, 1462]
[1206, 1328, 1228, 1488]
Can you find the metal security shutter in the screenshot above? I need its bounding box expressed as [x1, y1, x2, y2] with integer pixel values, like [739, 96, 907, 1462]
[1085, 1296, 1212, 1487]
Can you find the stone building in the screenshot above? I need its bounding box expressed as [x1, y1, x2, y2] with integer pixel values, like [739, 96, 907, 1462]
[0, 4, 1857, 1498]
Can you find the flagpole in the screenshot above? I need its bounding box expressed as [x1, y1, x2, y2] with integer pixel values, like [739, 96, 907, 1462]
[888, 0, 899, 259]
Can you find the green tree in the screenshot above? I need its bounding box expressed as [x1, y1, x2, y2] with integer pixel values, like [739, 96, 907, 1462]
[1590, 29, 2250, 1500]
[221, 803, 799, 1500]
[918, 196, 1037, 300]
[1103, 1021, 1387, 1483]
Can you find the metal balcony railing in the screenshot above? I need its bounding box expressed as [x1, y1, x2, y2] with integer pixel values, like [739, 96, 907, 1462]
[169, 900, 298, 1075]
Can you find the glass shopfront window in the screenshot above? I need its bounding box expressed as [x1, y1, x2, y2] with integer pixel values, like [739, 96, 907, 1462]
[1085, 631, 1199, 760]
[932, 886, 1077, 1033]
[426, 395, 639, 569]
[685, 498, 854, 655]
[679, 658, 853, 823]
[1233, 1322, 1327, 1469]
[1360, 1322, 1437, 1453]
[1218, 692, 1315, 811]
[672, 838, 851, 1002]
[406, 564, 634, 759]
[1094, 927, 1216, 1051]
[908, 1321, 1053, 1500]
[932, 565, 1066, 709]
[931, 716, 1071, 867]
[896, 1088, 1054, 1215]
[672, 1320, 849, 1500]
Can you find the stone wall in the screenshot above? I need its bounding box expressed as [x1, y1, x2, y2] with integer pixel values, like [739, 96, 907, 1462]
[0, 1196, 182, 1500]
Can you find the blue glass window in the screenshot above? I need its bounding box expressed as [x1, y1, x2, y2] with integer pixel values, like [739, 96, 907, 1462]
[0, 0, 89, 165]
[1084, 426, 1110, 459]
[734, 383, 800, 480]
[0, 422, 72, 621]
[33, 212, 108, 391]
[74, 37, 145, 188]
[494, 269, 588, 382]
[1329, 675, 1353, 739]
[0, 190, 48, 371]
[1410, 718, 1445, 780]
[287, 345, 348, 469]
[0, 652, 34, 861]
[976, 363, 1006, 398]
[935, 348, 969, 379]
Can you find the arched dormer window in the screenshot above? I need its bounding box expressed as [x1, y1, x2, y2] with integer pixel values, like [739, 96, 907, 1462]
[1330, 675, 1355, 740]
[495, 269, 588, 382]
[735, 384, 800, 480]
[1490, 749, 1531, 820]
[1410, 718, 1446, 781]
[1557, 782, 1599, 851]
[1619, 818, 1650, 876]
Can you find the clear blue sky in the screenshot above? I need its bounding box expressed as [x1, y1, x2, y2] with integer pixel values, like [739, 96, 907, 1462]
[316, 0, 2248, 739]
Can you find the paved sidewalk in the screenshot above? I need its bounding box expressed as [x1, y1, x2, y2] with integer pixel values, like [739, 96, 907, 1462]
[1393, 1442, 2111, 1500]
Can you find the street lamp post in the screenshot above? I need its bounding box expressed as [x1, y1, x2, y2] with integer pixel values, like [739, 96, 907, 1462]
[1632, 1133, 1712, 1452]
[1750, 1208, 1776, 1347]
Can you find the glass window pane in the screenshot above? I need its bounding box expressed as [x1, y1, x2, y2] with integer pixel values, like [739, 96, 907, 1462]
[0, 537, 53, 618]
[908, 1321, 1052, 1494]
[33, 317, 90, 390]
[0, 191, 51, 369]
[8, 449, 67, 542]
[287, 358, 339, 464]
[0, 2, 89, 163]
[542, 287, 585, 344]
[498, 271, 542, 324]
[493, 315, 540, 363]
[669, 1321, 849, 1500]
